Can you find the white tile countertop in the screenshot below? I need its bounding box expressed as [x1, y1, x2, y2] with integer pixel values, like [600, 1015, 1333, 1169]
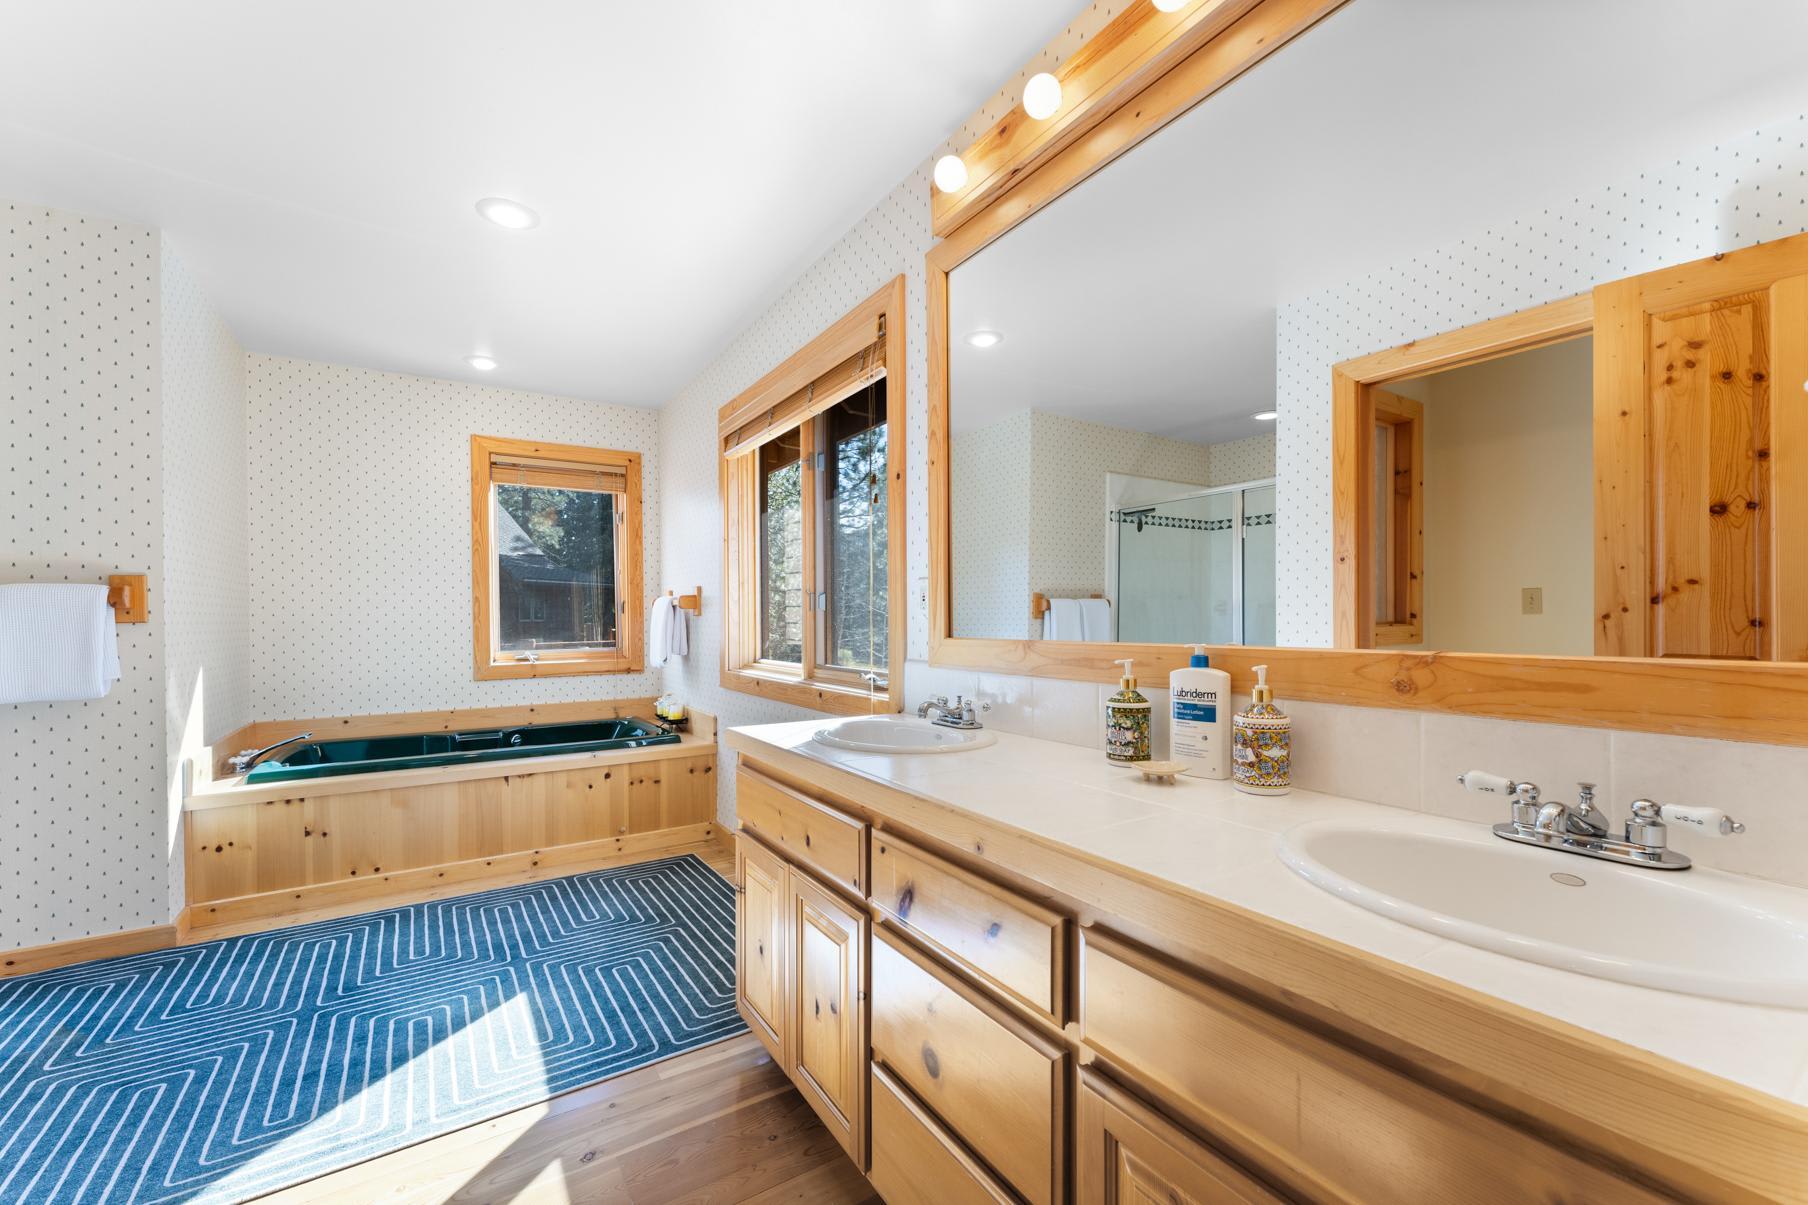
[728, 718, 1808, 1108]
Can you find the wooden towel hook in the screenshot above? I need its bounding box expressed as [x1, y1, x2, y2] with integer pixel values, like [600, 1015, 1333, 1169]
[666, 587, 703, 616]
[108, 574, 148, 623]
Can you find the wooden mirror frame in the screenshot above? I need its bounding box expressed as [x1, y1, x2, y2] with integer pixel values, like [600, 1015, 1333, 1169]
[925, 0, 1808, 746]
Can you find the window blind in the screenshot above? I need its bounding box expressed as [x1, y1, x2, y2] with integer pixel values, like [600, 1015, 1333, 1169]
[487, 455, 628, 494]
[721, 336, 886, 459]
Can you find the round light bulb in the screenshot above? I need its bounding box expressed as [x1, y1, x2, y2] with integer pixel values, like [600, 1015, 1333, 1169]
[965, 330, 1003, 349]
[465, 354, 499, 371]
[1023, 72, 1062, 120]
[933, 154, 969, 194]
[475, 197, 539, 230]
[1251, 410, 1278, 421]
[1153, 0, 1189, 11]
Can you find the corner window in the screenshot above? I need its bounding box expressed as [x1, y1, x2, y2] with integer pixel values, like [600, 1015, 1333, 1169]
[471, 435, 643, 678]
[718, 278, 905, 714]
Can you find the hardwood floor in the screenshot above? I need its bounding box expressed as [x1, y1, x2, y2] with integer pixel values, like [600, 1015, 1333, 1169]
[251, 838, 878, 1205]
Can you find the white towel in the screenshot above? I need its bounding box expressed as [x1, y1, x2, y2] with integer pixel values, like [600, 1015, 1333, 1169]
[1078, 597, 1113, 642]
[1044, 597, 1083, 641]
[647, 594, 674, 668]
[669, 607, 689, 659]
[0, 583, 121, 704]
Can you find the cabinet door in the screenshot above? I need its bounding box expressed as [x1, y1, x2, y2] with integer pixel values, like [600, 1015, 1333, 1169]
[1078, 1070, 1281, 1205]
[789, 868, 867, 1167]
[735, 834, 788, 1067]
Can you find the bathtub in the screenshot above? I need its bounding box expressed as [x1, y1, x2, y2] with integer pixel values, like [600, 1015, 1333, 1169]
[244, 717, 681, 783]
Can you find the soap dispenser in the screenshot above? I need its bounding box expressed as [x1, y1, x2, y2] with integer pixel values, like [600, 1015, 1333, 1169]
[1169, 644, 1231, 779]
[1104, 658, 1152, 764]
[1232, 664, 1291, 795]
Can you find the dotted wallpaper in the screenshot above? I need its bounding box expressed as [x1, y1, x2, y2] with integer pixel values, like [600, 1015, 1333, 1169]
[1275, 113, 1808, 645]
[1, 202, 167, 947]
[159, 236, 249, 923]
[246, 355, 663, 718]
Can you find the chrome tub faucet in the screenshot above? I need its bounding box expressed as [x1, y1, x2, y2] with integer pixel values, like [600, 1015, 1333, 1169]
[229, 732, 314, 774]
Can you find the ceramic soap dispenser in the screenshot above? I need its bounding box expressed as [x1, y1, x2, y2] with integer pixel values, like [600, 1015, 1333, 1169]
[1232, 664, 1291, 795]
[1104, 658, 1152, 764]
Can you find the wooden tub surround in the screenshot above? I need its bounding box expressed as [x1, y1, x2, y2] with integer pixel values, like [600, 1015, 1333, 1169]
[179, 701, 721, 938]
[727, 720, 1808, 1204]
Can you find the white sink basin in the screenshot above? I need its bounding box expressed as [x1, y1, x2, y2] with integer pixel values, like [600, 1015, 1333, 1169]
[812, 716, 996, 755]
[1280, 819, 1808, 1006]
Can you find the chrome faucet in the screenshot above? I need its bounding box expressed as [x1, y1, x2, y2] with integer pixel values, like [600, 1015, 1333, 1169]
[229, 732, 313, 774]
[1459, 771, 1743, 870]
[917, 695, 990, 729]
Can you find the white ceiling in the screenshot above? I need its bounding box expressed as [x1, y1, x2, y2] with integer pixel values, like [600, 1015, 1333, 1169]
[0, 0, 1077, 407]
[950, 0, 1808, 445]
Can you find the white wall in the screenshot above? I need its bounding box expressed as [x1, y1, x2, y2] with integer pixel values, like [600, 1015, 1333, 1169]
[1275, 110, 1808, 646]
[245, 355, 662, 718]
[951, 411, 1032, 639]
[160, 238, 250, 922]
[1, 203, 167, 946]
[1416, 337, 1594, 655]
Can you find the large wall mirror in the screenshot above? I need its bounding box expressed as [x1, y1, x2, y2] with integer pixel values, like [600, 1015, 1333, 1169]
[939, 0, 1808, 662]
[929, 0, 1808, 742]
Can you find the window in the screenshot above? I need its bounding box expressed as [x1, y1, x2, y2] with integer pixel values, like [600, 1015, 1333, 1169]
[719, 278, 905, 714]
[471, 435, 643, 678]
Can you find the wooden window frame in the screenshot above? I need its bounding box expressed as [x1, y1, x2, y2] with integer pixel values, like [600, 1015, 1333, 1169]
[719, 277, 907, 716]
[470, 434, 644, 680]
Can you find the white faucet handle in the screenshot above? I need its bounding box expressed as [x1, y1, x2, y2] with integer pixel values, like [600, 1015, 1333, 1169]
[1457, 770, 1517, 796]
[1658, 803, 1745, 837]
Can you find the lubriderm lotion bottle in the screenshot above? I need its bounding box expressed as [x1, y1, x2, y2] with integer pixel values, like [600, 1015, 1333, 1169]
[1169, 644, 1231, 779]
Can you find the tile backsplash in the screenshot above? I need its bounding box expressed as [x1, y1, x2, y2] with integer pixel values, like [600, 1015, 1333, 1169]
[903, 658, 1807, 889]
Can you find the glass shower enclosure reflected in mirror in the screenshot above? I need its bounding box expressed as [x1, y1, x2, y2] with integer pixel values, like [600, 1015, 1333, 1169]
[1113, 478, 1275, 646]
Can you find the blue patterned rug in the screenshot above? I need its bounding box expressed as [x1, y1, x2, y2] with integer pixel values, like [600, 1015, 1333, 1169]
[0, 854, 746, 1204]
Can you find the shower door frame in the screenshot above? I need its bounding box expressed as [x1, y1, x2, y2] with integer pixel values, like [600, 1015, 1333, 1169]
[1111, 475, 1275, 646]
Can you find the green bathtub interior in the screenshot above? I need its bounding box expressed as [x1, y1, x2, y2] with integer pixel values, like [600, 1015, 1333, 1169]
[244, 717, 680, 783]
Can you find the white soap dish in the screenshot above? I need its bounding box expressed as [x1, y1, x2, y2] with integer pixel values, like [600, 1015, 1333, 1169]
[1134, 760, 1188, 784]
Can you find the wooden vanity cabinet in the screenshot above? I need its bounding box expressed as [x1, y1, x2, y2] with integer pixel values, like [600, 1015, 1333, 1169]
[734, 834, 789, 1066]
[1079, 927, 1670, 1204]
[732, 775, 870, 1169]
[788, 868, 867, 1164]
[1077, 1069, 1282, 1204]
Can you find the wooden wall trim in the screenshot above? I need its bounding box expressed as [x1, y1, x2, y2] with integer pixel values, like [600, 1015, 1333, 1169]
[0, 923, 179, 980]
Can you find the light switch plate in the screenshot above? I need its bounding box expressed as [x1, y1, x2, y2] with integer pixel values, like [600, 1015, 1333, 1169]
[1521, 586, 1544, 615]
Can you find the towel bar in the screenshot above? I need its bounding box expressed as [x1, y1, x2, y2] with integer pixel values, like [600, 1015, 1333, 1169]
[1030, 591, 1102, 620]
[108, 574, 148, 623]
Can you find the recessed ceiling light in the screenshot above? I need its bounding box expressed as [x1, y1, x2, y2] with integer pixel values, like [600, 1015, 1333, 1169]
[933, 155, 969, 193]
[1251, 410, 1278, 421]
[1023, 72, 1062, 120]
[465, 354, 499, 371]
[475, 197, 539, 230]
[965, 330, 1003, 349]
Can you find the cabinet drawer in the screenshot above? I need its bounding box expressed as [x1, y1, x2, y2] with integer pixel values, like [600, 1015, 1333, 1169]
[870, 1063, 1016, 1205]
[871, 831, 1065, 1024]
[1077, 1069, 1281, 1204]
[1079, 929, 1669, 1204]
[735, 767, 866, 896]
[871, 925, 1065, 1205]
